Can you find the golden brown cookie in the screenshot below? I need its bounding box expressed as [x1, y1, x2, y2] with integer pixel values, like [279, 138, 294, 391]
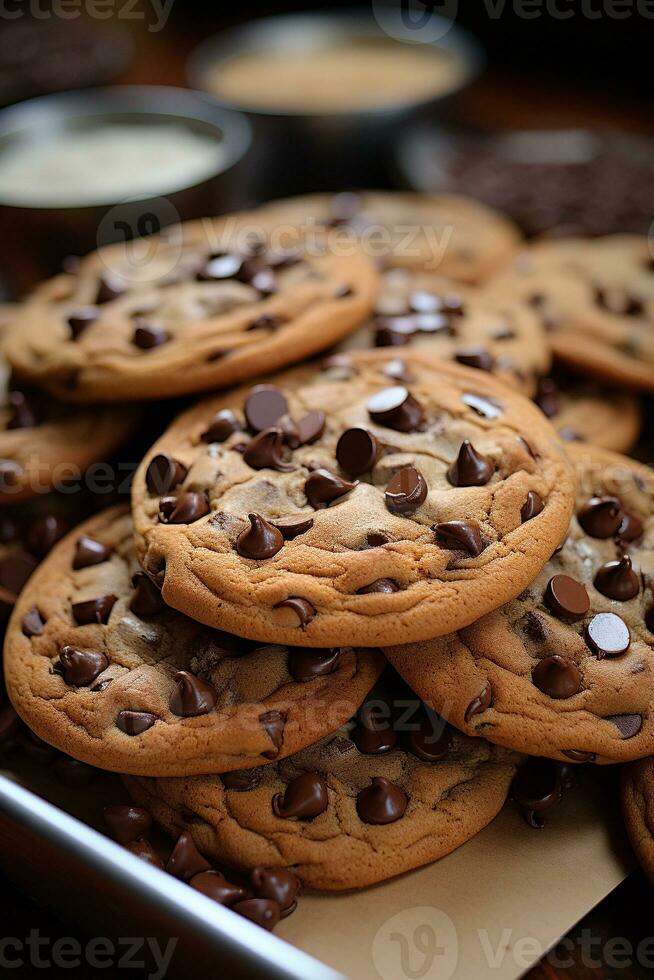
[622, 757, 654, 884]
[3, 507, 384, 776]
[488, 236, 654, 391]
[339, 268, 550, 396]
[132, 350, 575, 648]
[4, 211, 378, 402]
[123, 689, 519, 890]
[385, 445, 654, 764]
[260, 191, 521, 282]
[534, 375, 642, 454]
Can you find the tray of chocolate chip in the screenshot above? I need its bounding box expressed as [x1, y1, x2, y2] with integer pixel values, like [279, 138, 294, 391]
[0, 176, 651, 979]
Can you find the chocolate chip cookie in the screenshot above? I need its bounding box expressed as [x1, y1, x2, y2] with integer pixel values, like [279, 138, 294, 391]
[132, 350, 575, 648]
[488, 236, 654, 391]
[534, 375, 642, 454]
[3, 507, 384, 775]
[123, 691, 519, 890]
[339, 268, 550, 396]
[622, 757, 654, 884]
[5, 212, 378, 402]
[260, 191, 521, 283]
[385, 444, 654, 764]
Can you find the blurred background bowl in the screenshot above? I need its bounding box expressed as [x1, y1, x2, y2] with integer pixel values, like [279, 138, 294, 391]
[187, 7, 483, 199]
[0, 86, 252, 297]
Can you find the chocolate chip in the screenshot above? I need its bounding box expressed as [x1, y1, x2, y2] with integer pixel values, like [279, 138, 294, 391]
[130, 572, 165, 617]
[191, 870, 248, 906]
[461, 393, 504, 419]
[274, 596, 316, 626]
[244, 385, 289, 433]
[270, 515, 314, 540]
[447, 440, 493, 487]
[336, 428, 379, 476]
[585, 613, 630, 658]
[646, 606, 654, 633]
[305, 469, 357, 509]
[6, 391, 37, 430]
[166, 832, 211, 881]
[221, 769, 262, 791]
[0, 460, 23, 490]
[272, 772, 328, 819]
[512, 757, 563, 827]
[104, 805, 152, 845]
[385, 466, 427, 515]
[434, 520, 484, 557]
[367, 386, 425, 432]
[532, 655, 581, 699]
[562, 749, 595, 763]
[22, 607, 44, 637]
[617, 511, 643, 544]
[375, 324, 410, 347]
[260, 710, 286, 759]
[201, 410, 242, 443]
[170, 670, 218, 717]
[464, 682, 492, 723]
[577, 497, 623, 538]
[72, 536, 109, 570]
[605, 714, 642, 738]
[68, 307, 98, 339]
[455, 347, 494, 371]
[521, 491, 544, 523]
[407, 713, 450, 762]
[54, 646, 108, 686]
[236, 513, 284, 559]
[288, 648, 340, 683]
[544, 575, 590, 620]
[233, 898, 281, 931]
[158, 492, 209, 525]
[243, 428, 294, 472]
[248, 314, 283, 332]
[352, 704, 397, 755]
[295, 411, 325, 446]
[357, 579, 400, 595]
[116, 710, 157, 735]
[0, 551, 37, 601]
[126, 839, 164, 869]
[71, 594, 117, 625]
[96, 273, 124, 304]
[593, 556, 640, 601]
[251, 868, 300, 917]
[356, 777, 407, 825]
[132, 322, 169, 349]
[145, 453, 188, 495]
[535, 378, 559, 418]
[26, 514, 67, 557]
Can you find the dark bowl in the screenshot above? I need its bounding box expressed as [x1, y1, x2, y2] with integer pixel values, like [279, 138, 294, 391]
[0, 86, 252, 297]
[187, 8, 483, 199]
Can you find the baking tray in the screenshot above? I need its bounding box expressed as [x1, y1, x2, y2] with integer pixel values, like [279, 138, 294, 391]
[0, 754, 634, 979]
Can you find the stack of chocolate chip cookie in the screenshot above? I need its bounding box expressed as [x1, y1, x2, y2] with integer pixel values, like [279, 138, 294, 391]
[1, 192, 653, 929]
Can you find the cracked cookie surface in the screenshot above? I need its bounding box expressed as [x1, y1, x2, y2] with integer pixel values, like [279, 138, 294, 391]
[132, 350, 575, 648]
[488, 236, 654, 391]
[4, 212, 378, 402]
[259, 191, 521, 282]
[385, 445, 654, 764]
[3, 507, 384, 776]
[339, 268, 550, 396]
[123, 689, 519, 890]
[622, 757, 654, 884]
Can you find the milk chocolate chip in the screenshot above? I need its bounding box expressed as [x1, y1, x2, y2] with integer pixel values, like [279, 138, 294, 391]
[233, 898, 281, 931]
[577, 497, 623, 538]
[130, 572, 165, 617]
[521, 491, 544, 523]
[191, 871, 247, 907]
[236, 514, 284, 559]
[305, 469, 357, 508]
[166, 832, 211, 881]
[146, 453, 188, 495]
[336, 428, 379, 476]
[201, 410, 242, 443]
[251, 867, 300, 917]
[244, 385, 289, 432]
[116, 710, 157, 735]
[243, 428, 294, 471]
[585, 613, 630, 658]
[272, 772, 328, 819]
[447, 440, 493, 487]
[434, 520, 484, 557]
[367, 386, 424, 432]
[544, 575, 590, 620]
[593, 556, 640, 601]
[158, 492, 210, 525]
[385, 466, 427, 515]
[55, 646, 108, 686]
[356, 777, 407, 825]
[71, 594, 117, 625]
[532, 655, 581, 699]
[104, 805, 152, 845]
[170, 671, 218, 717]
[73, 537, 109, 570]
[288, 648, 340, 682]
[274, 597, 316, 626]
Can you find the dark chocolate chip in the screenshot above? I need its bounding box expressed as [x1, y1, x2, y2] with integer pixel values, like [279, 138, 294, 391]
[132, 322, 169, 349]
[464, 682, 492, 723]
[356, 777, 407, 825]
[191, 870, 248, 906]
[271, 515, 314, 540]
[357, 578, 400, 595]
[126, 839, 164, 869]
[535, 378, 559, 418]
[68, 307, 98, 339]
[166, 832, 211, 881]
[145, 453, 188, 495]
[383, 358, 416, 383]
[251, 867, 300, 917]
[158, 492, 209, 525]
[562, 749, 595, 763]
[54, 646, 108, 686]
[236, 513, 284, 559]
[544, 575, 590, 620]
[243, 428, 294, 472]
[260, 710, 286, 759]
[352, 704, 397, 755]
[272, 772, 328, 819]
[512, 757, 563, 827]
[274, 596, 316, 626]
[385, 465, 427, 515]
[104, 805, 152, 845]
[447, 440, 493, 487]
[367, 386, 424, 432]
[233, 898, 281, 931]
[201, 410, 242, 443]
[288, 648, 340, 683]
[336, 428, 379, 476]
[585, 613, 630, 658]
[434, 520, 484, 557]
[130, 572, 165, 617]
[0, 460, 23, 490]
[407, 714, 450, 763]
[96, 273, 125, 304]
[116, 710, 157, 736]
[605, 714, 642, 738]
[244, 385, 289, 433]
[617, 511, 643, 544]
[532, 655, 582, 699]
[305, 469, 357, 508]
[577, 497, 623, 538]
[73, 536, 109, 570]
[593, 556, 640, 601]
[221, 769, 262, 791]
[646, 606, 654, 634]
[295, 411, 325, 446]
[71, 594, 117, 625]
[26, 514, 67, 557]
[521, 491, 544, 523]
[22, 607, 45, 637]
[455, 347, 494, 371]
[6, 391, 37, 430]
[170, 670, 218, 717]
